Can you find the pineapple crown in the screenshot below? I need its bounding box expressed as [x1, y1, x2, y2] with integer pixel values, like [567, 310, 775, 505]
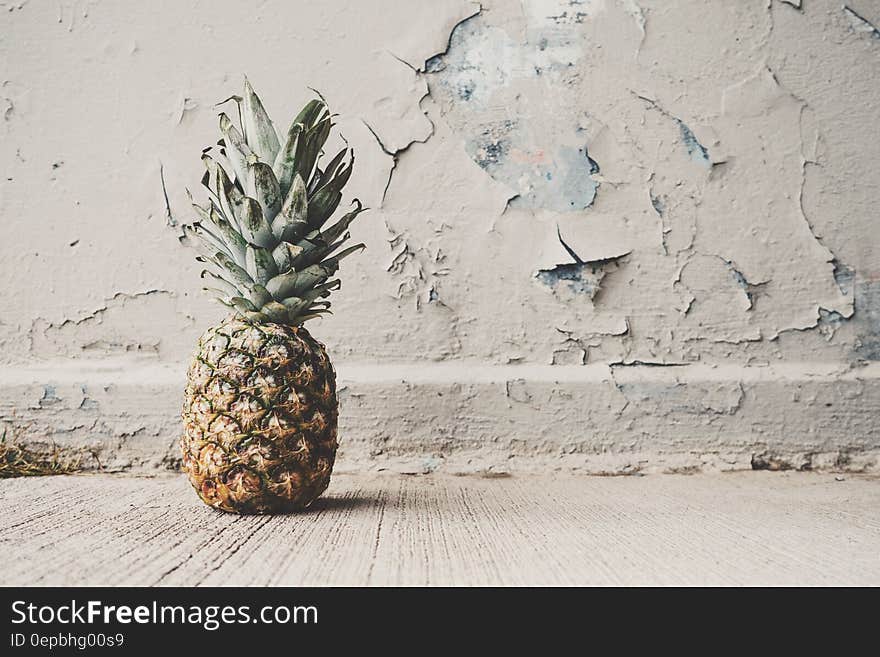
[181, 79, 366, 326]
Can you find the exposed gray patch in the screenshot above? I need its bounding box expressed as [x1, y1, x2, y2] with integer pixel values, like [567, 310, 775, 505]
[650, 190, 667, 228]
[843, 5, 880, 40]
[79, 386, 99, 411]
[536, 262, 608, 298]
[609, 377, 744, 416]
[832, 259, 855, 297]
[470, 119, 515, 170]
[427, 8, 601, 212]
[816, 308, 848, 341]
[536, 228, 630, 299]
[853, 279, 880, 360]
[38, 385, 60, 408]
[505, 143, 599, 211]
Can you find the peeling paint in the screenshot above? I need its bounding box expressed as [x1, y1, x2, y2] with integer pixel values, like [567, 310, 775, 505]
[29, 290, 185, 359]
[426, 3, 604, 211]
[384, 221, 450, 310]
[676, 120, 711, 167]
[635, 94, 712, 168]
[854, 280, 880, 360]
[843, 5, 880, 40]
[832, 260, 856, 297]
[2, 0, 879, 472]
[723, 259, 769, 310]
[537, 261, 610, 299]
[38, 385, 60, 408]
[536, 227, 630, 299]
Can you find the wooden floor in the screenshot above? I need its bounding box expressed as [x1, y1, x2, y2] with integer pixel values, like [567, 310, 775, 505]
[2, 472, 878, 586]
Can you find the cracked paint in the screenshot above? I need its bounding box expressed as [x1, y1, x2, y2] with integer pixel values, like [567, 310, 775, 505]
[536, 227, 630, 300]
[676, 120, 711, 167]
[29, 290, 190, 359]
[384, 220, 451, 309]
[5, 0, 867, 368]
[843, 5, 880, 40]
[2, 0, 879, 473]
[635, 94, 713, 168]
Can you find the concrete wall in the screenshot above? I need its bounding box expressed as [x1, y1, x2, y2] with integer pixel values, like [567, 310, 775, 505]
[2, 0, 878, 473]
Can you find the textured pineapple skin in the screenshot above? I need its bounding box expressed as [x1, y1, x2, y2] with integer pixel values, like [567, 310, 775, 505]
[181, 315, 338, 514]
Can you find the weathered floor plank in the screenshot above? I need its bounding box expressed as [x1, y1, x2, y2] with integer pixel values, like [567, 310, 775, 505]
[2, 472, 878, 586]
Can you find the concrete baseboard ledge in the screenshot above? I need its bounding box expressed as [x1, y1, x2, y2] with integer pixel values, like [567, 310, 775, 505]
[2, 358, 878, 384]
[1, 359, 878, 475]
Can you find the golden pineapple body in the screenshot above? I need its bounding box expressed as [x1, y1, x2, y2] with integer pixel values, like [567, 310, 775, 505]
[182, 315, 338, 513]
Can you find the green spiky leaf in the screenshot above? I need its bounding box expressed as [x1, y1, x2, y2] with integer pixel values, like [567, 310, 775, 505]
[260, 300, 290, 323]
[238, 197, 275, 249]
[201, 251, 255, 292]
[272, 242, 304, 273]
[307, 188, 342, 228]
[200, 270, 240, 298]
[273, 173, 309, 242]
[291, 99, 325, 131]
[273, 122, 304, 197]
[247, 162, 282, 223]
[209, 206, 247, 266]
[314, 148, 348, 191]
[218, 112, 254, 185]
[245, 243, 279, 283]
[242, 79, 280, 163]
[245, 284, 273, 308]
[230, 297, 257, 314]
[186, 84, 370, 325]
[294, 115, 332, 185]
[320, 200, 365, 245]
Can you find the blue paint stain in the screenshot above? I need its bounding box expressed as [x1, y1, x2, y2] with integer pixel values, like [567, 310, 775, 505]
[676, 120, 710, 166]
[556, 146, 599, 210]
[427, 11, 600, 212]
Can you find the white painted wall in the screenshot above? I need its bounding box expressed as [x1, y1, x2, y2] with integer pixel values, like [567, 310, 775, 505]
[2, 0, 878, 473]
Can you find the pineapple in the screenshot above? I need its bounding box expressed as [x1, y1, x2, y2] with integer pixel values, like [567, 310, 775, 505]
[179, 80, 366, 513]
